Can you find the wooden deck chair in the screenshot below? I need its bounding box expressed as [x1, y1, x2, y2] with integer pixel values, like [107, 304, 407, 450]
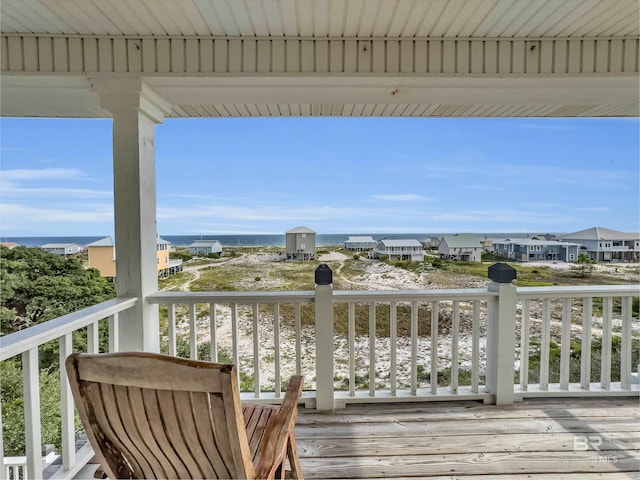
[66, 352, 304, 479]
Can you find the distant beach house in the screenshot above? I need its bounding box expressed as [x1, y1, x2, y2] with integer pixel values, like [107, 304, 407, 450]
[422, 237, 440, 249]
[87, 236, 182, 278]
[479, 238, 493, 250]
[372, 239, 424, 261]
[86, 237, 117, 278]
[189, 240, 223, 256]
[439, 234, 482, 262]
[532, 234, 559, 241]
[40, 243, 83, 257]
[285, 226, 316, 261]
[0, 241, 20, 249]
[559, 227, 640, 262]
[344, 236, 377, 252]
[492, 238, 581, 263]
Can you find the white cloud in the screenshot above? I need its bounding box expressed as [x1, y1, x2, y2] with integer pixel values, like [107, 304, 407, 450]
[432, 209, 576, 226]
[519, 202, 563, 209]
[0, 168, 111, 200]
[1, 185, 112, 198]
[157, 203, 379, 222]
[577, 206, 611, 213]
[0, 147, 26, 152]
[1, 168, 87, 181]
[0, 203, 113, 225]
[371, 194, 430, 202]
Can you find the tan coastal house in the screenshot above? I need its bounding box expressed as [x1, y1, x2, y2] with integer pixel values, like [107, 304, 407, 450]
[87, 237, 179, 278]
[86, 237, 117, 278]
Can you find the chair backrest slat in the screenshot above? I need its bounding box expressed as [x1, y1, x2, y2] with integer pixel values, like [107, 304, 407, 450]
[192, 393, 233, 478]
[126, 387, 181, 479]
[66, 352, 255, 479]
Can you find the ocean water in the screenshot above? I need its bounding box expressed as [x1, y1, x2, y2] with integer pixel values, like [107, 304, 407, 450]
[3, 232, 536, 248]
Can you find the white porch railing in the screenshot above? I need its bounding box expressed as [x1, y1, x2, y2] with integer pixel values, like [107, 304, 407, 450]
[331, 289, 495, 405]
[147, 291, 315, 403]
[1, 270, 638, 479]
[0, 298, 137, 480]
[515, 285, 640, 398]
[147, 288, 498, 407]
[3, 451, 58, 480]
[147, 275, 639, 408]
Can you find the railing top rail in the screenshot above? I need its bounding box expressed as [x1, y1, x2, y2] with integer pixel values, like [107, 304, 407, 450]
[0, 297, 137, 362]
[333, 288, 496, 303]
[517, 284, 639, 299]
[148, 288, 497, 305]
[147, 291, 315, 304]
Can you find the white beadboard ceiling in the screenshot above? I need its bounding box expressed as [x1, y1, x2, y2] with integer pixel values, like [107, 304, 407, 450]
[2, 0, 639, 38]
[1, 0, 638, 118]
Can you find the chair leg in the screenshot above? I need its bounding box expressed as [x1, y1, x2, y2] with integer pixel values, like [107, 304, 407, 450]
[286, 432, 303, 480]
[94, 467, 107, 479]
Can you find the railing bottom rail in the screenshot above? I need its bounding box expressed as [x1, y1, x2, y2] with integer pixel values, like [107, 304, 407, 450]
[335, 387, 493, 406]
[515, 383, 640, 400]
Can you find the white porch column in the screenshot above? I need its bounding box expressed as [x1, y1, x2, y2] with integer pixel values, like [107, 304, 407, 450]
[314, 265, 335, 410]
[92, 78, 171, 352]
[485, 263, 518, 405]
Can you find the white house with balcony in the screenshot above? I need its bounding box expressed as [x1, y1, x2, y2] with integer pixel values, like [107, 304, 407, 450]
[189, 239, 223, 256]
[40, 243, 84, 257]
[439, 234, 483, 262]
[372, 239, 424, 262]
[492, 238, 582, 263]
[345, 236, 377, 252]
[560, 227, 640, 262]
[1, 1, 639, 478]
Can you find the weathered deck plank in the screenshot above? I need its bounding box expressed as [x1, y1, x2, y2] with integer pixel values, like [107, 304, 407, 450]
[295, 398, 640, 479]
[297, 432, 639, 457]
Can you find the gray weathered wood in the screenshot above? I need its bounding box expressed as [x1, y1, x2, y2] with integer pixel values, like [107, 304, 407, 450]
[66, 352, 304, 479]
[293, 398, 639, 479]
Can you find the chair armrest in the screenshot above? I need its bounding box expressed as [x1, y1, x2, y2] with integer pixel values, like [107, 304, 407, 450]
[254, 375, 304, 479]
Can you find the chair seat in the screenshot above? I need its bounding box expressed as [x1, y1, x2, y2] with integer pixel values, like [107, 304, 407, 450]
[243, 404, 280, 463]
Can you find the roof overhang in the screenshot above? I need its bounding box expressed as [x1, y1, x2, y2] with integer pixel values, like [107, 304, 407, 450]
[1, 0, 638, 118]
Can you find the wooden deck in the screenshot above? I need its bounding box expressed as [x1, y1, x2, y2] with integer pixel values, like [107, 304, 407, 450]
[294, 397, 640, 479]
[71, 397, 638, 479]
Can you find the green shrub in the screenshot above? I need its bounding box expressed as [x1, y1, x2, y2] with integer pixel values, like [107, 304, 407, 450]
[1, 361, 80, 456]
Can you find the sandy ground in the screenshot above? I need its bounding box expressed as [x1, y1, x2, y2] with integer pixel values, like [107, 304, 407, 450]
[318, 251, 349, 262]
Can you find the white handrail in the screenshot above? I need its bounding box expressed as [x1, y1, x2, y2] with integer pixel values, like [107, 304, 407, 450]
[517, 284, 639, 299]
[0, 297, 138, 361]
[148, 291, 315, 304]
[333, 288, 498, 302]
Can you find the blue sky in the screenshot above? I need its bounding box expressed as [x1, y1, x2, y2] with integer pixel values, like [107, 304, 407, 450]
[1, 117, 638, 237]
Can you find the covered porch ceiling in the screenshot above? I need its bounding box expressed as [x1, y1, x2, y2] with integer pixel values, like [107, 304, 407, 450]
[1, 0, 639, 118]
